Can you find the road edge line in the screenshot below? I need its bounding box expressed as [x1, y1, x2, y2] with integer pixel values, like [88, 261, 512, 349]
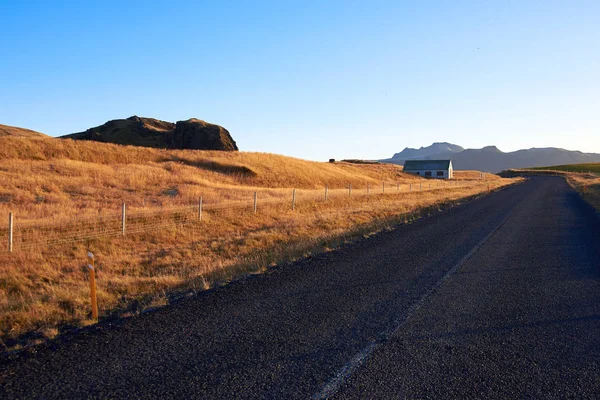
[312, 198, 521, 400]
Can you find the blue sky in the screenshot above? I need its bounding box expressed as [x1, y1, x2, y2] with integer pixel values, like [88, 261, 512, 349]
[1, 1, 598, 160]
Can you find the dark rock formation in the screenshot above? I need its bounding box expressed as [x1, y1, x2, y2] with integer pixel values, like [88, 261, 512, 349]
[168, 119, 237, 151]
[62, 116, 238, 151]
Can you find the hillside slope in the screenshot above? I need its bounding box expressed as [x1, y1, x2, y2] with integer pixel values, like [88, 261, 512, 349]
[0, 135, 416, 221]
[529, 163, 600, 174]
[0, 124, 48, 138]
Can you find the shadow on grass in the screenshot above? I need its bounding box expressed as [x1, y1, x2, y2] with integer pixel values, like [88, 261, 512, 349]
[161, 156, 257, 177]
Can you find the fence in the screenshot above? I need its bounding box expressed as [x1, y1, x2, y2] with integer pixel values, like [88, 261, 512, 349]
[1, 179, 475, 252]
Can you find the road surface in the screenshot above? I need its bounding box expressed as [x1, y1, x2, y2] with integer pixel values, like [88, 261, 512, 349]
[1, 176, 599, 399]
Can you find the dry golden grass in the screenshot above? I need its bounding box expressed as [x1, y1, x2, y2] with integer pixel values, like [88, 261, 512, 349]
[451, 170, 502, 181]
[0, 124, 47, 138]
[568, 175, 600, 210]
[567, 177, 600, 211]
[0, 136, 421, 222]
[0, 136, 519, 348]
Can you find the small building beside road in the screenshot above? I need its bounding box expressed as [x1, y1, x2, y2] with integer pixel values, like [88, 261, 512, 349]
[403, 160, 453, 179]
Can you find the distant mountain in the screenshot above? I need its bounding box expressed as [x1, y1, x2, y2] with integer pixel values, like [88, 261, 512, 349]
[381, 143, 600, 173]
[390, 142, 464, 160]
[62, 116, 238, 151]
[0, 124, 47, 138]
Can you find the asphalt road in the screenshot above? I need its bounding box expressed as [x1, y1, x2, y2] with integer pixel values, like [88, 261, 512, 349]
[1, 176, 599, 399]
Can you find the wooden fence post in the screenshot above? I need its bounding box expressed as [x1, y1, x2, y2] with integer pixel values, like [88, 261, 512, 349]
[87, 251, 98, 320]
[420, 183, 422, 191]
[325, 185, 329, 201]
[348, 184, 352, 196]
[397, 183, 400, 192]
[198, 197, 203, 221]
[121, 203, 126, 236]
[382, 182, 385, 194]
[292, 189, 296, 211]
[410, 184, 412, 192]
[8, 212, 13, 253]
[253, 192, 257, 214]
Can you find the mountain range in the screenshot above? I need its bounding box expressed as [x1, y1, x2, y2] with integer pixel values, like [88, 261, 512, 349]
[380, 142, 600, 172]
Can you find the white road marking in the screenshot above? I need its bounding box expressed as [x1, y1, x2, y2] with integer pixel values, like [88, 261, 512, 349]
[312, 203, 520, 399]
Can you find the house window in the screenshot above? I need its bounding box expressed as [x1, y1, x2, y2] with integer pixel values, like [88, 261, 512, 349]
[437, 171, 444, 176]
[425, 171, 432, 177]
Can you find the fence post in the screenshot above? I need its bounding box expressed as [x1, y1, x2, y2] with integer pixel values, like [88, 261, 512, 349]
[87, 251, 98, 320]
[382, 182, 385, 194]
[348, 184, 352, 196]
[253, 192, 257, 214]
[325, 185, 329, 201]
[420, 183, 422, 191]
[397, 183, 400, 192]
[198, 197, 203, 221]
[292, 188, 296, 211]
[8, 212, 13, 252]
[121, 203, 126, 236]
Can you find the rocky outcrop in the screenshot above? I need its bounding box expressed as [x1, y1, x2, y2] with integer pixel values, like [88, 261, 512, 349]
[168, 119, 237, 151]
[62, 116, 238, 151]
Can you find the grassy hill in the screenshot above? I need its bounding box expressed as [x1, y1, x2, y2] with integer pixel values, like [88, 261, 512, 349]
[0, 135, 417, 223]
[0, 124, 48, 138]
[529, 163, 600, 174]
[0, 133, 514, 349]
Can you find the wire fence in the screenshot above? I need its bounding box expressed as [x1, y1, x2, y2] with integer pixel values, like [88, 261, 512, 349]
[1, 179, 480, 252]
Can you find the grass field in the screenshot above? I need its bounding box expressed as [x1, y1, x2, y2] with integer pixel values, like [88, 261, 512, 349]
[529, 163, 600, 174]
[0, 135, 517, 349]
[0, 124, 47, 138]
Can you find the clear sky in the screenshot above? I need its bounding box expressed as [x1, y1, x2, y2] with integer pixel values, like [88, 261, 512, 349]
[1, 1, 598, 161]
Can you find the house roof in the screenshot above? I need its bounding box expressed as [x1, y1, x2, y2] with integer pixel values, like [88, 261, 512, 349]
[403, 159, 452, 171]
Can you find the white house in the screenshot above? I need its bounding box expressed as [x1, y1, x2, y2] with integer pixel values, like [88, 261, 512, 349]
[403, 160, 453, 179]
